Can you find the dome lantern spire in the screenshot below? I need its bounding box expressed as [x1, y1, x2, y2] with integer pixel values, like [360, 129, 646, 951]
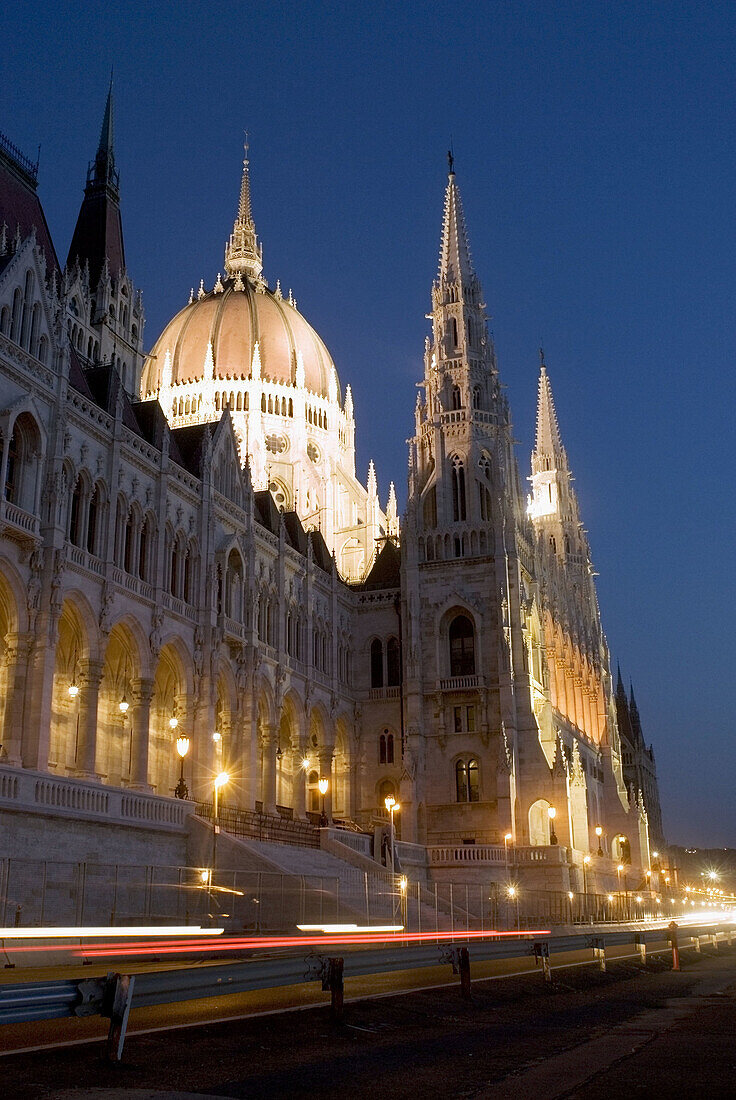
[224, 135, 263, 280]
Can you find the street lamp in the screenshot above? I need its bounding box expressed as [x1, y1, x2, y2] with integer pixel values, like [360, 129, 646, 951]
[174, 736, 190, 799]
[318, 777, 329, 826]
[583, 854, 591, 897]
[595, 824, 603, 857]
[548, 806, 558, 846]
[385, 795, 401, 873]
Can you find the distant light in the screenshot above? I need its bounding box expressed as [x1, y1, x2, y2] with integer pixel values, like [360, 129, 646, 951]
[68, 682, 79, 699]
[118, 695, 129, 714]
[385, 795, 396, 811]
[507, 886, 517, 898]
[302, 757, 310, 771]
[318, 778, 329, 795]
[214, 771, 229, 789]
[212, 731, 222, 743]
[169, 716, 179, 730]
[297, 924, 404, 933]
[504, 833, 513, 842]
[547, 806, 556, 820]
[399, 876, 408, 892]
[583, 855, 591, 866]
[0, 925, 224, 939]
[607, 895, 614, 902]
[595, 825, 603, 837]
[568, 891, 574, 900]
[176, 736, 190, 759]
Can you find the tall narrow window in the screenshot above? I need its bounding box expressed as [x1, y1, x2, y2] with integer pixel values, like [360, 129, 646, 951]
[370, 639, 384, 688]
[455, 759, 468, 802]
[451, 385, 461, 410]
[451, 317, 458, 346]
[69, 481, 83, 546]
[86, 486, 98, 555]
[451, 459, 466, 522]
[386, 637, 400, 686]
[379, 733, 387, 765]
[449, 615, 475, 676]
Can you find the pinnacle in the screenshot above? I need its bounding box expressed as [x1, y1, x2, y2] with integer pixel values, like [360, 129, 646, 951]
[225, 136, 263, 280]
[438, 170, 474, 286]
[534, 356, 565, 462]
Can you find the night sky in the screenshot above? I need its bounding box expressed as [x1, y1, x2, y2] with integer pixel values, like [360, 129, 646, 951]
[5, 2, 736, 846]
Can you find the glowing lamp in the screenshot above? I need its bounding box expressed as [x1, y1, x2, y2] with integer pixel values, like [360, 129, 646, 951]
[169, 716, 179, 730]
[595, 825, 603, 837]
[318, 778, 329, 796]
[504, 832, 513, 842]
[119, 694, 129, 714]
[176, 736, 190, 759]
[547, 806, 556, 820]
[301, 757, 310, 771]
[68, 681, 79, 699]
[212, 731, 222, 743]
[384, 795, 396, 811]
[214, 772, 229, 790]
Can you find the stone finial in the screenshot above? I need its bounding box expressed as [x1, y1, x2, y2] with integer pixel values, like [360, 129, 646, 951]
[233, 271, 245, 292]
[197, 278, 205, 300]
[214, 272, 224, 294]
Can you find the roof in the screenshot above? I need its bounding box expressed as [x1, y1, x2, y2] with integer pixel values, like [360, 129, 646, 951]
[360, 539, 401, 590]
[0, 141, 60, 273]
[142, 278, 342, 404]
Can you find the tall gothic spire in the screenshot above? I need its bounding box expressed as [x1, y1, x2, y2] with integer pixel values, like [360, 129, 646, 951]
[438, 161, 474, 286]
[224, 137, 263, 280]
[66, 78, 125, 284]
[533, 350, 566, 465]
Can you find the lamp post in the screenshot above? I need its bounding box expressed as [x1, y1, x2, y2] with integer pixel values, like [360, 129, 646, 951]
[212, 771, 229, 873]
[174, 736, 190, 799]
[583, 855, 591, 912]
[548, 806, 558, 846]
[504, 832, 513, 882]
[318, 777, 329, 826]
[595, 824, 603, 857]
[507, 884, 520, 931]
[385, 795, 400, 874]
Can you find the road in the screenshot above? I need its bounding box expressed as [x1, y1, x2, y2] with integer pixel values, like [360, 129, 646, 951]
[1, 939, 734, 1097]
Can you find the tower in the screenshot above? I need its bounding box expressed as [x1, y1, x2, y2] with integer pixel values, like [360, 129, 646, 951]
[66, 79, 144, 394]
[401, 160, 532, 848]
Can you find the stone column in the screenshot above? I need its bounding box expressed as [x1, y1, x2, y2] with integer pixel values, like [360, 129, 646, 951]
[76, 658, 104, 778]
[261, 724, 278, 814]
[1, 632, 32, 765]
[129, 677, 154, 790]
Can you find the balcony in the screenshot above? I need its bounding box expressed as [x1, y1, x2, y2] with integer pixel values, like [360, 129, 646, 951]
[427, 843, 569, 867]
[1, 500, 40, 543]
[368, 686, 401, 701]
[438, 675, 480, 692]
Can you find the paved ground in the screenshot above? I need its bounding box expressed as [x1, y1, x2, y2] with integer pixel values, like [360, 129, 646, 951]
[2, 947, 736, 1098]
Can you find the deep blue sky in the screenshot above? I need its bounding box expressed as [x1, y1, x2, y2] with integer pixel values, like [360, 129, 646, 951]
[5, 2, 736, 846]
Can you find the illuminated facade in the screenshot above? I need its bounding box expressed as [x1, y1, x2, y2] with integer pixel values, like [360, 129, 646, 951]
[0, 91, 662, 895]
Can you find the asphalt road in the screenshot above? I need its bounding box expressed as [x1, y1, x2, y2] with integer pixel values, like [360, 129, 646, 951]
[1, 942, 735, 1097]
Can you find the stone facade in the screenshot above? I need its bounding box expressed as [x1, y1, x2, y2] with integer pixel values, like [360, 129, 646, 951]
[0, 99, 663, 894]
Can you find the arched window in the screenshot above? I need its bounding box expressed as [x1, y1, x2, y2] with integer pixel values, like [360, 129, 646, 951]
[370, 639, 383, 688]
[386, 636, 400, 686]
[455, 757, 480, 802]
[451, 317, 458, 346]
[307, 770, 320, 813]
[451, 458, 466, 522]
[379, 731, 387, 764]
[451, 385, 461, 410]
[261, 394, 267, 412]
[549, 535, 556, 554]
[0, 305, 10, 335]
[449, 614, 475, 676]
[87, 484, 99, 555]
[69, 479, 84, 546]
[123, 510, 136, 574]
[472, 386, 481, 409]
[38, 335, 48, 364]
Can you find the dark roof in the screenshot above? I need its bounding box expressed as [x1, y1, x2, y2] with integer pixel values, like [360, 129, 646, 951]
[170, 423, 212, 478]
[253, 490, 282, 534]
[67, 181, 125, 288]
[309, 529, 333, 573]
[0, 142, 60, 273]
[360, 539, 401, 590]
[282, 511, 308, 555]
[68, 346, 94, 399]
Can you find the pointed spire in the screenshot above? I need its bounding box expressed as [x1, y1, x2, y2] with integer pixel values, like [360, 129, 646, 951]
[386, 481, 399, 538]
[616, 662, 626, 698]
[367, 460, 377, 498]
[66, 79, 124, 284]
[438, 161, 474, 286]
[98, 73, 115, 162]
[533, 351, 565, 462]
[224, 136, 263, 280]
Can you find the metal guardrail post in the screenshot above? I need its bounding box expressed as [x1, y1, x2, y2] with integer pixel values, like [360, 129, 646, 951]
[668, 921, 680, 970]
[533, 941, 552, 983]
[440, 945, 471, 999]
[634, 934, 646, 967]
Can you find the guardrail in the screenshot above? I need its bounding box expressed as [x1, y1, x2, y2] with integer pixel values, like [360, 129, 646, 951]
[0, 922, 732, 1061]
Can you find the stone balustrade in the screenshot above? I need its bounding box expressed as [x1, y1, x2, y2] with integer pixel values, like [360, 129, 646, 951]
[0, 764, 192, 832]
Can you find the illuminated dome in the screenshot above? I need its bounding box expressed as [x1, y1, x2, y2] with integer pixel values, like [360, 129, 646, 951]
[141, 277, 341, 404]
[138, 141, 389, 580]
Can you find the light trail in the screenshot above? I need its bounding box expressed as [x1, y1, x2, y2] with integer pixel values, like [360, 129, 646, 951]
[72, 927, 551, 960]
[0, 925, 223, 939]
